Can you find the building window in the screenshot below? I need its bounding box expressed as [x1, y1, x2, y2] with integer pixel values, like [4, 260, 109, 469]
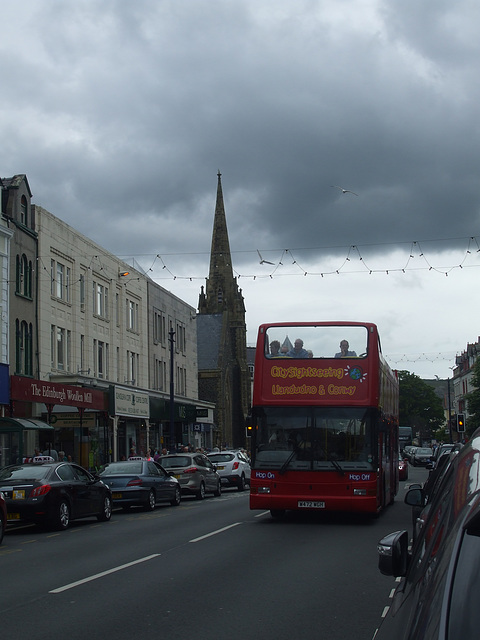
[115, 291, 120, 326]
[175, 321, 186, 353]
[16, 254, 33, 298]
[126, 298, 139, 332]
[80, 274, 85, 311]
[154, 310, 166, 344]
[51, 325, 70, 371]
[15, 320, 33, 375]
[92, 280, 109, 319]
[126, 350, 138, 385]
[20, 196, 28, 226]
[155, 358, 166, 391]
[51, 259, 71, 302]
[176, 366, 187, 396]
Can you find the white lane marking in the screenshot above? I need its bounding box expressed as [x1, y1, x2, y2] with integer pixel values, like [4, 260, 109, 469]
[49, 554, 160, 594]
[189, 522, 241, 543]
[389, 588, 396, 598]
[254, 511, 270, 518]
[381, 606, 390, 618]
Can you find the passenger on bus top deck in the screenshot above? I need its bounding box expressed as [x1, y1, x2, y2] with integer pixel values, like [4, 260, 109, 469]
[335, 339, 357, 358]
[286, 338, 309, 358]
[268, 340, 281, 357]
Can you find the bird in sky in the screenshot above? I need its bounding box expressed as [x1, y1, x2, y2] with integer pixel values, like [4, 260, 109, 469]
[331, 185, 359, 196]
[257, 249, 275, 265]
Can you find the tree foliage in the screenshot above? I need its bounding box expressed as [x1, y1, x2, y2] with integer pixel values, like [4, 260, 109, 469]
[466, 357, 480, 437]
[398, 370, 445, 438]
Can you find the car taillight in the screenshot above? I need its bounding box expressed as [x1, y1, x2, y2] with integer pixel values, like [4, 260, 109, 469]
[127, 478, 143, 486]
[183, 467, 198, 474]
[232, 462, 239, 470]
[31, 484, 52, 497]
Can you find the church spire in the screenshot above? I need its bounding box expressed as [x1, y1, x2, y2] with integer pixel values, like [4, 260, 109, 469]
[208, 171, 234, 281]
[199, 172, 244, 315]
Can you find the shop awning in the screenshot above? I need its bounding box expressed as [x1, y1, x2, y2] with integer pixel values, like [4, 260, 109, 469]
[0, 417, 54, 432]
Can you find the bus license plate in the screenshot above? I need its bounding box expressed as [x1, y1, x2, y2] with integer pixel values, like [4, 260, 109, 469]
[298, 500, 325, 508]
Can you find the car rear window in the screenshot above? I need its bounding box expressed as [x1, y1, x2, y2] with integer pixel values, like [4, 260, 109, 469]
[0, 465, 51, 481]
[160, 456, 191, 468]
[209, 454, 235, 463]
[101, 462, 143, 475]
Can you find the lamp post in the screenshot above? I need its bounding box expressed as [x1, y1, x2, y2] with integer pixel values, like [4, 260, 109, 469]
[169, 326, 176, 453]
[447, 377, 453, 443]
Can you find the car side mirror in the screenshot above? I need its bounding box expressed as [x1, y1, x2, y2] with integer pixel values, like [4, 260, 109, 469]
[378, 530, 409, 577]
[405, 487, 425, 507]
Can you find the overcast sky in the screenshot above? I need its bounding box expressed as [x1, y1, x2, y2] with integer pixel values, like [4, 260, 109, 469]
[2, 0, 479, 379]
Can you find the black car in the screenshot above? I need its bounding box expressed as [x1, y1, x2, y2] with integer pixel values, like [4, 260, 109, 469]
[0, 491, 6, 544]
[0, 457, 112, 530]
[99, 459, 181, 510]
[376, 430, 480, 639]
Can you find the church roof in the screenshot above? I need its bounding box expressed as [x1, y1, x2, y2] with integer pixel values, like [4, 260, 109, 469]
[196, 314, 224, 370]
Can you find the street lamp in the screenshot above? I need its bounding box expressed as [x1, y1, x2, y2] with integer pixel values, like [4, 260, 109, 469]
[169, 326, 176, 453]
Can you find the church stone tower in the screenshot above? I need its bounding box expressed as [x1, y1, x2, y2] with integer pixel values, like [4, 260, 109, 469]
[197, 172, 251, 448]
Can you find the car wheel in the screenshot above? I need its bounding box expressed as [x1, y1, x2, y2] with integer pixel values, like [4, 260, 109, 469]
[196, 482, 206, 500]
[237, 474, 246, 492]
[213, 480, 222, 497]
[170, 486, 181, 507]
[144, 489, 156, 511]
[97, 494, 112, 521]
[53, 500, 71, 530]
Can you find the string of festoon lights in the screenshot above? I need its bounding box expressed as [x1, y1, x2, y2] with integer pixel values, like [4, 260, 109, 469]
[35, 235, 480, 288]
[141, 236, 480, 282]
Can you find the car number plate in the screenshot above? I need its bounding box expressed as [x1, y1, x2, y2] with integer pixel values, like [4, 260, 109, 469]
[112, 492, 123, 499]
[174, 474, 181, 479]
[298, 500, 325, 508]
[8, 512, 21, 519]
[216, 466, 225, 470]
[13, 489, 25, 500]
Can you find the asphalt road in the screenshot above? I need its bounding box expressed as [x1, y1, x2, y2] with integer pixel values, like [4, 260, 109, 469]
[1, 465, 428, 640]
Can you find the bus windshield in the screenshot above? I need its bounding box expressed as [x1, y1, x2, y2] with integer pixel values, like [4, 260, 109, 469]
[264, 325, 368, 359]
[253, 406, 375, 472]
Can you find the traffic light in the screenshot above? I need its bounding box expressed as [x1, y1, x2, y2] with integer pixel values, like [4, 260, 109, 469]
[457, 413, 465, 432]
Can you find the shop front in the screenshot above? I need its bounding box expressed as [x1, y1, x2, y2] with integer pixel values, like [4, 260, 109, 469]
[0, 417, 54, 466]
[109, 386, 150, 460]
[8, 375, 108, 469]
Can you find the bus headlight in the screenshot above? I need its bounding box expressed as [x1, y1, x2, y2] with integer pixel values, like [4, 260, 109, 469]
[257, 487, 271, 494]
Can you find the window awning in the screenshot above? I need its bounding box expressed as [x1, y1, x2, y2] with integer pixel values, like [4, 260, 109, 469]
[0, 417, 54, 432]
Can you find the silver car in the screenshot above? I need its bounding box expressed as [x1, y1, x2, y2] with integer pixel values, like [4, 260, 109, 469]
[159, 453, 222, 500]
[208, 450, 251, 491]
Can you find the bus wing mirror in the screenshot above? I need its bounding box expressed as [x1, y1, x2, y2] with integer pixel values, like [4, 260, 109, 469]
[378, 530, 409, 577]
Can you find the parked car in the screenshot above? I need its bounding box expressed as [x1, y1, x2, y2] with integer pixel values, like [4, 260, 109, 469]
[403, 445, 416, 463]
[208, 450, 251, 490]
[99, 459, 181, 510]
[0, 491, 6, 544]
[0, 457, 112, 530]
[411, 446, 433, 466]
[398, 453, 408, 481]
[159, 453, 221, 499]
[428, 443, 457, 470]
[376, 428, 480, 639]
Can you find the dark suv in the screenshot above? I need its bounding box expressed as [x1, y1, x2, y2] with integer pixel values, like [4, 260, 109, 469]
[376, 430, 480, 639]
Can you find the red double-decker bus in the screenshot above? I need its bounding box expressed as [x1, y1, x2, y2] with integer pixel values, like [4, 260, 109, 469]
[248, 321, 399, 517]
